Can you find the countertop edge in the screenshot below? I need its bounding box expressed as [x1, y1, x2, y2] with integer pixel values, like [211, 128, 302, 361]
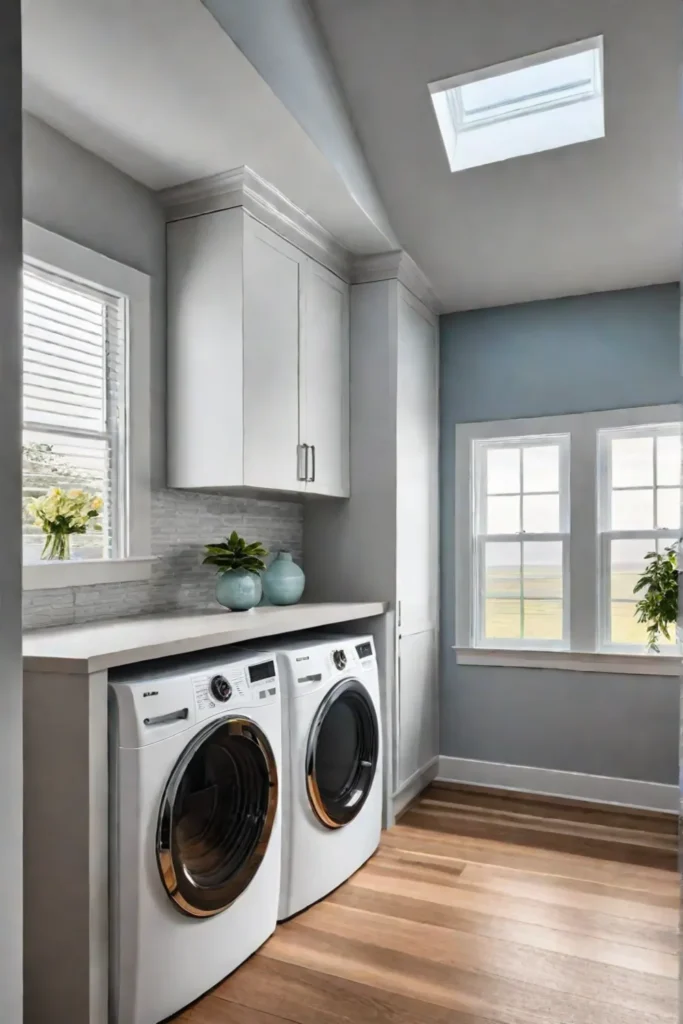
[23, 602, 389, 675]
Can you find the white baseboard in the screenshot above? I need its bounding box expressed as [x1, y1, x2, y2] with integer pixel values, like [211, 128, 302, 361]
[393, 756, 440, 817]
[437, 756, 678, 813]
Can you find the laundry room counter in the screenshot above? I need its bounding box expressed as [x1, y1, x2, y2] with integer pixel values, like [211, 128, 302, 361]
[22, 600, 391, 1024]
[23, 601, 388, 674]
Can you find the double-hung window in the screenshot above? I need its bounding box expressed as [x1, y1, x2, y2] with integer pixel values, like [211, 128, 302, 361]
[22, 263, 126, 562]
[473, 436, 569, 648]
[456, 405, 680, 664]
[22, 222, 152, 590]
[598, 424, 680, 650]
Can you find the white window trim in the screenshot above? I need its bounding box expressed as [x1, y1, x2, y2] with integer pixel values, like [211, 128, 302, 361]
[22, 222, 153, 591]
[455, 404, 681, 668]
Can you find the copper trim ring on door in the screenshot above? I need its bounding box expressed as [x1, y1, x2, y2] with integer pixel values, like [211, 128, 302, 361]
[305, 677, 378, 830]
[156, 715, 279, 918]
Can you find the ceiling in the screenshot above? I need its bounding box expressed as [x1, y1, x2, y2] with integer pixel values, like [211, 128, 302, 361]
[20, 0, 390, 252]
[312, 0, 682, 311]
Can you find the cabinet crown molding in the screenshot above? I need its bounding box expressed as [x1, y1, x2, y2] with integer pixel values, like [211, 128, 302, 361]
[158, 165, 351, 281]
[351, 250, 442, 315]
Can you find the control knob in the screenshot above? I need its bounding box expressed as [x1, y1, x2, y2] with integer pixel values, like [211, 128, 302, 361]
[332, 649, 347, 671]
[210, 675, 232, 703]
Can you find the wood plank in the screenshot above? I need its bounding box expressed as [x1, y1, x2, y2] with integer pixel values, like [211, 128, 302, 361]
[214, 955, 499, 1024]
[383, 824, 679, 891]
[400, 805, 677, 870]
[327, 881, 678, 966]
[262, 922, 673, 1024]
[427, 782, 678, 834]
[295, 897, 677, 1014]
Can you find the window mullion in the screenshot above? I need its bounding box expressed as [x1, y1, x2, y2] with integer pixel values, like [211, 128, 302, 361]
[569, 416, 598, 652]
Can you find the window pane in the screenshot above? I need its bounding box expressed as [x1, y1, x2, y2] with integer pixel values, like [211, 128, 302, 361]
[656, 433, 680, 487]
[22, 430, 109, 563]
[610, 539, 655, 600]
[487, 447, 520, 494]
[485, 598, 521, 639]
[611, 436, 653, 488]
[610, 489, 653, 530]
[523, 541, 562, 598]
[610, 604, 653, 647]
[523, 493, 559, 533]
[656, 488, 680, 530]
[485, 542, 521, 596]
[487, 495, 520, 534]
[524, 600, 563, 640]
[523, 445, 559, 493]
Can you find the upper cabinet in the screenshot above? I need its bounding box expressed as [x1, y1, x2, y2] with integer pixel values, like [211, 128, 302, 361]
[167, 207, 349, 497]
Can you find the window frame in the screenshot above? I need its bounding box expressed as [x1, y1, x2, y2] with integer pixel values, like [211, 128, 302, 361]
[472, 433, 571, 650]
[22, 221, 153, 591]
[455, 405, 680, 666]
[597, 422, 681, 654]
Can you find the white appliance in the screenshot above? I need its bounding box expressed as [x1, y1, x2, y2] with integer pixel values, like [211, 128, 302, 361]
[108, 649, 282, 1024]
[268, 633, 382, 920]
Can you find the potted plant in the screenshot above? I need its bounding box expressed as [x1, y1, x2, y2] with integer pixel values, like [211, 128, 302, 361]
[203, 531, 268, 611]
[25, 487, 103, 560]
[633, 544, 679, 651]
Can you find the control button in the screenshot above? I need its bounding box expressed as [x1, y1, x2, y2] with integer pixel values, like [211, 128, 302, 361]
[332, 649, 347, 671]
[210, 675, 232, 703]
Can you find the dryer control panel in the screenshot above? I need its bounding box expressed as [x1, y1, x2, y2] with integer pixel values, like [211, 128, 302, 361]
[193, 658, 279, 722]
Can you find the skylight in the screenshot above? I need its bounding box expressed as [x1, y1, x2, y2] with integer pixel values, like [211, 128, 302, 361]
[429, 37, 604, 172]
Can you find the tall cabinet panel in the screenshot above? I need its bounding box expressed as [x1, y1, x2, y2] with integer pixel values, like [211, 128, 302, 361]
[243, 219, 302, 492]
[396, 288, 439, 636]
[397, 630, 439, 789]
[300, 259, 350, 497]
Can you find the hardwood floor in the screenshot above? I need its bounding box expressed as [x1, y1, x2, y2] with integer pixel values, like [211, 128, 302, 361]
[178, 784, 679, 1024]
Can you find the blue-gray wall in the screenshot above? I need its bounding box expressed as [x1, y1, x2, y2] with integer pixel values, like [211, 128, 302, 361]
[441, 284, 680, 785]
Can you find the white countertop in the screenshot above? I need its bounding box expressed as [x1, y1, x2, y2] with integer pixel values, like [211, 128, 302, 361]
[23, 602, 388, 674]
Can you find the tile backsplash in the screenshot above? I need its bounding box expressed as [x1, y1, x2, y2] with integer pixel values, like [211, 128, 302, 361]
[23, 489, 303, 631]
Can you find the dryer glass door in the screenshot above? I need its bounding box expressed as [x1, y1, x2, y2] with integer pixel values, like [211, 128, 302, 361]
[157, 716, 278, 917]
[306, 678, 379, 829]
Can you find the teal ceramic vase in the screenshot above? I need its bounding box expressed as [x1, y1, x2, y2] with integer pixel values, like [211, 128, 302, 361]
[262, 552, 305, 605]
[215, 569, 262, 611]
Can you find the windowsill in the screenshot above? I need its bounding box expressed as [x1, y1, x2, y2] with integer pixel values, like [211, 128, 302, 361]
[23, 556, 156, 591]
[454, 646, 680, 676]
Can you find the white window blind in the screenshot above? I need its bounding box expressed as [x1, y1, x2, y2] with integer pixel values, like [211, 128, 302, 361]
[598, 423, 681, 650]
[22, 262, 128, 563]
[472, 434, 570, 648]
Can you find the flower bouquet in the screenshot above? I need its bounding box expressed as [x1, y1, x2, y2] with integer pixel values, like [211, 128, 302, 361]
[26, 488, 104, 560]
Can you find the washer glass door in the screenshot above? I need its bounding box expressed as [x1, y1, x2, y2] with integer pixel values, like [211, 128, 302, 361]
[157, 716, 278, 917]
[306, 678, 379, 829]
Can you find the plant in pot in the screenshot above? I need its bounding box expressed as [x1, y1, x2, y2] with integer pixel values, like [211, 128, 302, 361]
[203, 531, 268, 611]
[633, 544, 679, 651]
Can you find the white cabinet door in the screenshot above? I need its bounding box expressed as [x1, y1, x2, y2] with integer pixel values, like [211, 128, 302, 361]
[396, 629, 439, 790]
[396, 288, 439, 634]
[300, 259, 350, 497]
[243, 218, 303, 492]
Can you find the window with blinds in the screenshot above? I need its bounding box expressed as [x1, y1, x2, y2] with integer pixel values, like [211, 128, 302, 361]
[22, 262, 128, 563]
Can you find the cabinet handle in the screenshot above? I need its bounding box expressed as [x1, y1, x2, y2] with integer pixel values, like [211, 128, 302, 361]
[297, 444, 308, 482]
[309, 444, 316, 483]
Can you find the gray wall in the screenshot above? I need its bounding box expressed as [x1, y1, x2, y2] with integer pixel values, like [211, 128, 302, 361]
[441, 284, 681, 785]
[22, 115, 303, 630]
[0, 5, 23, 1019]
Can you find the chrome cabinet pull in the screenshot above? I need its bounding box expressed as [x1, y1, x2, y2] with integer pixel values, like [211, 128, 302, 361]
[309, 444, 316, 483]
[297, 443, 308, 482]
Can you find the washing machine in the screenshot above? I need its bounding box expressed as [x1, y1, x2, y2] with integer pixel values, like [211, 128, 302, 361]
[271, 633, 382, 920]
[108, 648, 282, 1024]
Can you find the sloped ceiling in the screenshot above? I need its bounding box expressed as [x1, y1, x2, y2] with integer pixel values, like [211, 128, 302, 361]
[312, 0, 682, 310]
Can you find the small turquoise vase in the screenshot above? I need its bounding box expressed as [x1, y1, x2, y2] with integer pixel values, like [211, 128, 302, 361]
[262, 552, 305, 606]
[215, 569, 262, 611]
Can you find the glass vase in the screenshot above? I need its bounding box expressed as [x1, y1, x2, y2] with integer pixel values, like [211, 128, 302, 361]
[42, 532, 71, 561]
